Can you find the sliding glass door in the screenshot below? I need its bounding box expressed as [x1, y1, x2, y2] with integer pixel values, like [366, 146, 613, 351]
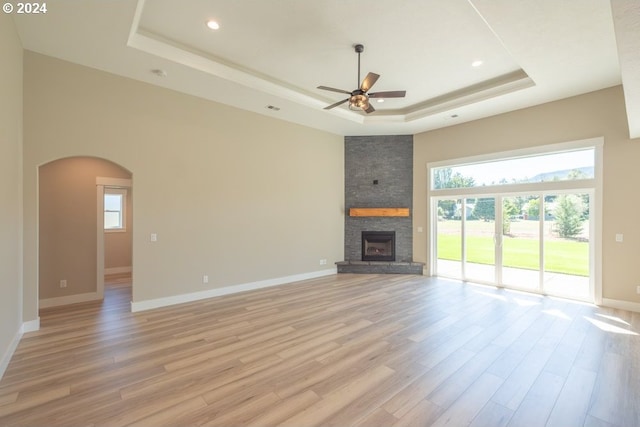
[429, 140, 600, 303]
[433, 191, 592, 301]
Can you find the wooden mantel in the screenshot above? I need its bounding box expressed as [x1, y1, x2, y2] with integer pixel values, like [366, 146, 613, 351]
[349, 208, 410, 217]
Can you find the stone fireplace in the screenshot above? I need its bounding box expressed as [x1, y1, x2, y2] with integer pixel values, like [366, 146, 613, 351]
[336, 135, 424, 274]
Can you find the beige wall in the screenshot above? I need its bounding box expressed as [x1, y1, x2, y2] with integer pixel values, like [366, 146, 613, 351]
[39, 157, 131, 300]
[413, 86, 640, 304]
[105, 186, 133, 271]
[23, 52, 344, 320]
[0, 14, 23, 370]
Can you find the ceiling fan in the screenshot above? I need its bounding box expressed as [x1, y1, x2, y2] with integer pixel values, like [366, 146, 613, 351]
[318, 44, 406, 114]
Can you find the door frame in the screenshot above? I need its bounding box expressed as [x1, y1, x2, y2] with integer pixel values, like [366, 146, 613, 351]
[96, 177, 132, 299]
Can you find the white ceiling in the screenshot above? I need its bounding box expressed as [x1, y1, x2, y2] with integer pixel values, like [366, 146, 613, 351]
[11, 0, 640, 137]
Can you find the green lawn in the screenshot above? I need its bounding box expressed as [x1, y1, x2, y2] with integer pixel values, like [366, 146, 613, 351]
[437, 234, 588, 276]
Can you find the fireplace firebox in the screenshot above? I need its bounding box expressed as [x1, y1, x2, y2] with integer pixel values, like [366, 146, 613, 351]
[362, 231, 396, 262]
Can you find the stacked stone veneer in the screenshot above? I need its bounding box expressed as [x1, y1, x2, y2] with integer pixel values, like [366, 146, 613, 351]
[338, 135, 423, 274]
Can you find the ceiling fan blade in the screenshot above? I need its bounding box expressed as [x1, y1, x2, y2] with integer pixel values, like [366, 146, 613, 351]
[368, 90, 406, 98]
[317, 86, 352, 95]
[324, 98, 349, 110]
[360, 72, 380, 93]
[364, 103, 375, 114]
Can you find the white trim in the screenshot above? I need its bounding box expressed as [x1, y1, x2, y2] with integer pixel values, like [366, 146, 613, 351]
[494, 197, 502, 284]
[96, 177, 131, 187]
[1, 318, 42, 379]
[601, 298, 640, 313]
[429, 179, 597, 198]
[593, 143, 603, 305]
[39, 292, 101, 309]
[105, 266, 132, 275]
[97, 185, 105, 300]
[22, 318, 40, 333]
[131, 268, 337, 313]
[0, 328, 22, 380]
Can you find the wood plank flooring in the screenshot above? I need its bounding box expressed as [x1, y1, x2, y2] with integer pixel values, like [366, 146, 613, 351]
[1, 274, 639, 426]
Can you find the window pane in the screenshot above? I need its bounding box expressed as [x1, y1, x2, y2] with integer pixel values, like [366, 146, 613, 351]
[104, 194, 122, 211]
[464, 197, 495, 283]
[104, 190, 125, 230]
[544, 192, 590, 299]
[502, 195, 540, 290]
[104, 211, 121, 229]
[436, 199, 462, 279]
[432, 149, 594, 189]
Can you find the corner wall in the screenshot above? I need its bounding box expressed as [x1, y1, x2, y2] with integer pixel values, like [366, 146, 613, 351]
[0, 14, 23, 377]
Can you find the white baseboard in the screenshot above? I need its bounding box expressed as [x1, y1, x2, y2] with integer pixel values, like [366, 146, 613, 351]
[0, 317, 41, 380]
[0, 327, 22, 380]
[39, 292, 101, 309]
[22, 317, 40, 333]
[131, 268, 337, 313]
[601, 298, 640, 313]
[105, 266, 132, 275]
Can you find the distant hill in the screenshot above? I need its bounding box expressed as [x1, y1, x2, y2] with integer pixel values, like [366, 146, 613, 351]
[530, 166, 594, 182]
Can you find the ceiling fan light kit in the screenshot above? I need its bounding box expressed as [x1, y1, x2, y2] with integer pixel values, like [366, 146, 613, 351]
[349, 93, 368, 110]
[318, 44, 406, 114]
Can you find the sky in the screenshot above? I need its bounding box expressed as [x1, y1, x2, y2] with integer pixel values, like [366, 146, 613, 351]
[448, 149, 594, 185]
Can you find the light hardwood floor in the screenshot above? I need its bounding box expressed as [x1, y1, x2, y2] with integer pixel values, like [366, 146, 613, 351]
[1, 274, 638, 426]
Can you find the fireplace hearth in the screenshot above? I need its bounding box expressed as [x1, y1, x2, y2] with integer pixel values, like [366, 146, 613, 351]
[362, 231, 395, 262]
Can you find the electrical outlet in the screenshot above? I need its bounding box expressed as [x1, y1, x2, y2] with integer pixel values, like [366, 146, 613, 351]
[203, 275, 209, 284]
[60, 279, 67, 288]
[319, 259, 327, 265]
[637, 285, 640, 294]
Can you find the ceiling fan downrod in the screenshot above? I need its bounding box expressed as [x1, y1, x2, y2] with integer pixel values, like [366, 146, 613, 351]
[355, 44, 364, 90]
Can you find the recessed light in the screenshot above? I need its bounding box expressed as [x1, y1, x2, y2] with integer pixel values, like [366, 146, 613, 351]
[471, 60, 483, 67]
[376, 99, 385, 103]
[206, 20, 220, 30]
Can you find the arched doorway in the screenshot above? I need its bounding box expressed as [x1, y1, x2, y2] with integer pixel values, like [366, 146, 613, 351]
[38, 157, 133, 309]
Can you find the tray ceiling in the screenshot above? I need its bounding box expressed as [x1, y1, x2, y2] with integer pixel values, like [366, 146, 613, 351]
[12, 0, 639, 137]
